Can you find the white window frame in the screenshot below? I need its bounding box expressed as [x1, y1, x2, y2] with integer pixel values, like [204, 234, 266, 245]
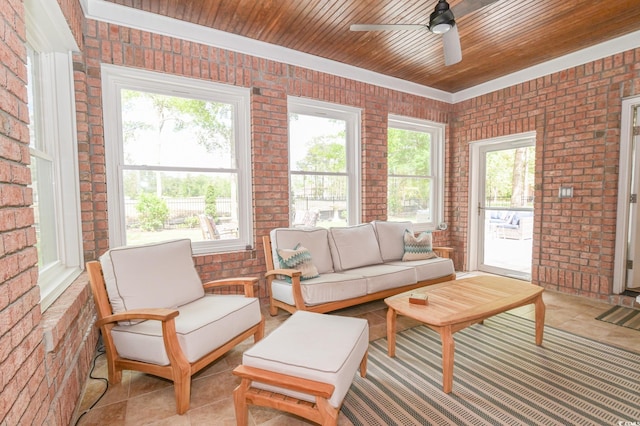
[101, 65, 253, 254]
[287, 97, 362, 225]
[387, 115, 445, 232]
[26, 0, 83, 309]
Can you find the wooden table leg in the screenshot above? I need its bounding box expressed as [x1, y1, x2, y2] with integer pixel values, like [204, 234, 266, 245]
[387, 307, 397, 357]
[534, 294, 546, 346]
[439, 325, 455, 393]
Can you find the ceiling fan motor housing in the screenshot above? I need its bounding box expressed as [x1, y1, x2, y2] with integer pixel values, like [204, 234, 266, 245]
[429, 0, 455, 34]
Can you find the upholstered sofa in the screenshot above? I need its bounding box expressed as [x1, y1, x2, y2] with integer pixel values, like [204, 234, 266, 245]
[262, 221, 456, 315]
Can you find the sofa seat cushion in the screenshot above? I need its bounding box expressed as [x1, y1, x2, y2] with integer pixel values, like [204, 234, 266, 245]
[372, 220, 413, 262]
[328, 223, 383, 271]
[388, 257, 455, 282]
[100, 239, 205, 320]
[110, 294, 262, 365]
[242, 311, 369, 408]
[346, 264, 417, 294]
[270, 228, 334, 274]
[271, 273, 367, 306]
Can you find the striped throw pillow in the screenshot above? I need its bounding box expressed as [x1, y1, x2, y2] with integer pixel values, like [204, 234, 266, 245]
[277, 243, 320, 282]
[402, 230, 437, 261]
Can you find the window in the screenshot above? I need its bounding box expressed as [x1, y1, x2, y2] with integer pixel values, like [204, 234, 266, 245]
[288, 98, 361, 227]
[387, 115, 445, 230]
[102, 66, 252, 254]
[26, 0, 83, 309]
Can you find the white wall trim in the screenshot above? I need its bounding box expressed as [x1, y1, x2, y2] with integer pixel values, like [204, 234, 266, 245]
[613, 95, 640, 294]
[467, 131, 537, 273]
[453, 30, 640, 103]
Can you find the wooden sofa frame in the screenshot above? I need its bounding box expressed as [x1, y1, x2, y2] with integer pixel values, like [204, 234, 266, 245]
[262, 235, 456, 315]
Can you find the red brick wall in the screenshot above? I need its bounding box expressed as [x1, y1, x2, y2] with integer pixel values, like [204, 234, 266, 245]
[78, 20, 452, 300]
[3, 1, 639, 424]
[0, 0, 45, 423]
[453, 51, 640, 300]
[0, 0, 98, 423]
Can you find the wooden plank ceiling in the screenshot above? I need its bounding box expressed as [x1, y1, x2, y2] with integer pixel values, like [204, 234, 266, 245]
[104, 0, 640, 92]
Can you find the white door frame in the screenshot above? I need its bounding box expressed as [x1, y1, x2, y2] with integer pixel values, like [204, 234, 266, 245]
[613, 95, 640, 293]
[468, 131, 536, 272]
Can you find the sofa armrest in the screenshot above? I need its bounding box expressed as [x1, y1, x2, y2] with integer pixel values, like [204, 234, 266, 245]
[264, 269, 306, 310]
[202, 277, 259, 297]
[433, 246, 453, 259]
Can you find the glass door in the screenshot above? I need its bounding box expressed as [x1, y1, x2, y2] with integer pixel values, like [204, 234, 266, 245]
[477, 141, 535, 280]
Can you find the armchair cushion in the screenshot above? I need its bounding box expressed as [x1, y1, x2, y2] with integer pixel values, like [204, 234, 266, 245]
[111, 295, 262, 365]
[100, 239, 205, 322]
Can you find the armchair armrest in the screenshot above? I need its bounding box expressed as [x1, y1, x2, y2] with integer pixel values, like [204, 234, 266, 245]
[202, 277, 259, 297]
[95, 308, 179, 328]
[233, 365, 334, 398]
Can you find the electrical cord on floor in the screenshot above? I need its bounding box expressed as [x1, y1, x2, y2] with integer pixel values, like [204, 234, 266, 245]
[73, 336, 109, 425]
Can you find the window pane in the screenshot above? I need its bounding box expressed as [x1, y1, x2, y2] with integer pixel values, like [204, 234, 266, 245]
[31, 154, 58, 267]
[122, 90, 235, 169]
[289, 114, 346, 173]
[123, 170, 239, 245]
[387, 117, 442, 227]
[27, 49, 59, 269]
[387, 176, 433, 222]
[290, 173, 348, 227]
[388, 127, 431, 176]
[289, 110, 351, 227]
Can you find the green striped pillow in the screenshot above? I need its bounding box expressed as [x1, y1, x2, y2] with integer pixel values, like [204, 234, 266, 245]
[402, 230, 437, 261]
[277, 243, 320, 282]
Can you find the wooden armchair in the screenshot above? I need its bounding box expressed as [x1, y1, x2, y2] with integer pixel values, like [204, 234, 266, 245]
[87, 239, 264, 414]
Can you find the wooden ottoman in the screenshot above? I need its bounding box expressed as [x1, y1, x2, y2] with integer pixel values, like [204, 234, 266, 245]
[233, 310, 368, 426]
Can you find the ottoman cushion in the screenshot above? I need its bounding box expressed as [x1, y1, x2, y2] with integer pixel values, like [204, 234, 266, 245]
[242, 310, 368, 408]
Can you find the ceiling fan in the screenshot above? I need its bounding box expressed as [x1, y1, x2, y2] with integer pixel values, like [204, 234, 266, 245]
[350, 0, 499, 66]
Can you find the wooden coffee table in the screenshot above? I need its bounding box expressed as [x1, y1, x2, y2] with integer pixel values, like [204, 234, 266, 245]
[385, 275, 545, 393]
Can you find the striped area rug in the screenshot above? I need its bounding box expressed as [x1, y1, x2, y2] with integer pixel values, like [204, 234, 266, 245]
[341, 313, 640, 426]
[596, 305, 640, 330]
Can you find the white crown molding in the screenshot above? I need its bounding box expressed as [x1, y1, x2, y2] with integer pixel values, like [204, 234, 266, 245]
[26, 0, 79, 52]
[82, 0, 453, 103]
[452, 30, 640, 103]
[83, 0, 640, 105]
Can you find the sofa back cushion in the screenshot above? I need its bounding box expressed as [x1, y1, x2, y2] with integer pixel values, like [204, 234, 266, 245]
[100, 239, 205, 317]
[270, 228, 334, 274]
[328, 223, 383, 271]
[372, 220, 413, 262]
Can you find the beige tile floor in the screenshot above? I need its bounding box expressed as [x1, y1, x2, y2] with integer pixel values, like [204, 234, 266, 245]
[73, 285, 640, 426]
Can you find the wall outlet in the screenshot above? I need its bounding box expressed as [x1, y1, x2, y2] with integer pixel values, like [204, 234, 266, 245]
[559, 186, 573, 198]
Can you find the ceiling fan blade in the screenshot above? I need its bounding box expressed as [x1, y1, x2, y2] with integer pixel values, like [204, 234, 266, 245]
[443, 25, 462, 65]
[451, 0, 500, 19]
[350, 24, 428, 32]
